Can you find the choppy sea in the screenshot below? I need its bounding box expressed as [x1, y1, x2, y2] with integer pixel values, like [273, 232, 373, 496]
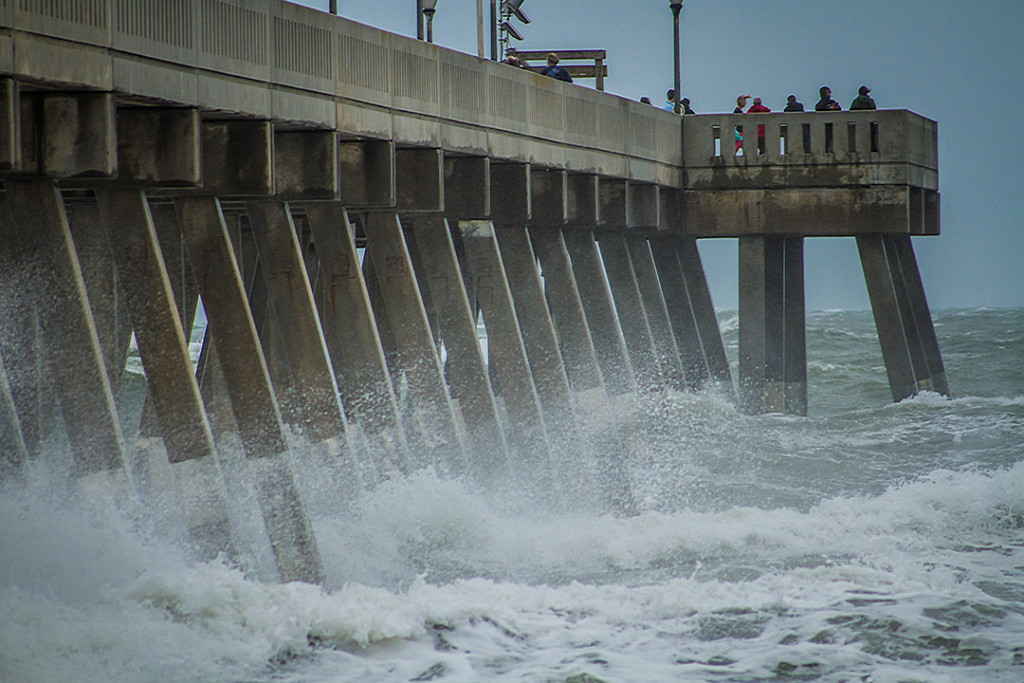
[2, 307, 1023, 682]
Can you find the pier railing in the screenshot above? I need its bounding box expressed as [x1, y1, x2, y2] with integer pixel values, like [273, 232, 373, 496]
[682, 110, 938, 190]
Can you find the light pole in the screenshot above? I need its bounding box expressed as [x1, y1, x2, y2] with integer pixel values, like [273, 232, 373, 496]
[670, 0, 683, 114]
[423, 0, 438, 43]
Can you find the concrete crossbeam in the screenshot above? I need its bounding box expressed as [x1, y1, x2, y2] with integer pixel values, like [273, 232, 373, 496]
[490, 163, 531, 223]
[115, 108, 201, 187]
[338, 139, 395, 207]
[0, 77, 19, 172]
[530, 168, 568, 225]
[444, 156, 490, 219]
[199, 120, 273, 196]
[566, 173, 599, 226]
[396, 148, 443, 212]
[273, 131, 338, 201]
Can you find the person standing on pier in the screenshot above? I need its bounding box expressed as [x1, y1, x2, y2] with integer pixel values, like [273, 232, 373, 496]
[734, 94, 751, 153]
[747, 97, 771, 154]
[783, 94, 804, 112]
[664, 89, 676, 111]
[815, 85, 841, 111]
[541, 53, 572, 83]
[681, 97, 695, 114]
[850, 85, 877, 110]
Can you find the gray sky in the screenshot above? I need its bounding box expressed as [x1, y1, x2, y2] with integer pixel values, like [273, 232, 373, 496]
[294, 0, 1023, 310]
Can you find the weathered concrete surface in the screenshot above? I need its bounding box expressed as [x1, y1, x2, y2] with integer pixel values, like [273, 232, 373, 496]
[681, 185, 939, 237]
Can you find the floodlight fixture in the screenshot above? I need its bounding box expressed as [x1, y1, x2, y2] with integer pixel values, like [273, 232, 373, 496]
[501, 21, 524, 41]
[502, 0, 530, 24]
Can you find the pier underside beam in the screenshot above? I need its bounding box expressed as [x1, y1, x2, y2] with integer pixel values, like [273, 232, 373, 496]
[738, 235, 807, 415]
[857, 234, 949, 401]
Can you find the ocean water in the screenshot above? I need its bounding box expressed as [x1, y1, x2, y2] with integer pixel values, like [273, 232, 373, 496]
[2, 308, 1023, 682]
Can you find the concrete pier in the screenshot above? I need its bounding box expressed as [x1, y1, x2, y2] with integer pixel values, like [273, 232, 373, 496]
[0, 0, 949, 581]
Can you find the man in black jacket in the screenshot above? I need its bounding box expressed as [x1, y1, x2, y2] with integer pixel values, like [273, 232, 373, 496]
[815, 85, 841, 111]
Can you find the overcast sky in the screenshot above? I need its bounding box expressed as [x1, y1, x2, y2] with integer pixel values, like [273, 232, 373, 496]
[293, 0, 1023, 311]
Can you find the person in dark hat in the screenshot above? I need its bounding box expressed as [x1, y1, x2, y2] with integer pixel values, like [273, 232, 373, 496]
[850, 85, 876, 110]
[815, 85, 841, 111]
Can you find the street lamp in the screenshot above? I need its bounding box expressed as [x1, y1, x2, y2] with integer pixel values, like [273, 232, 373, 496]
[670, 0, 683, 114]
[423, 0, 438, 43]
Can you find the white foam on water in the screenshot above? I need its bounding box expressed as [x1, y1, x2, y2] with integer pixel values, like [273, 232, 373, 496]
[3, 453, 1023, 682]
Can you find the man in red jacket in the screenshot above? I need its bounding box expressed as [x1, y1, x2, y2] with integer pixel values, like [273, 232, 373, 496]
[747, 97, 771, 154]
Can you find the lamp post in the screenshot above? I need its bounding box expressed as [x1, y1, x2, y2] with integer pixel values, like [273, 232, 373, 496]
[422, 0, 438, 42]
[670, 0, 683, 114]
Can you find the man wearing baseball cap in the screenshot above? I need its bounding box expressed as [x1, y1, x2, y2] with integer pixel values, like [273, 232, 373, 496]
[850, 85, 877, 110]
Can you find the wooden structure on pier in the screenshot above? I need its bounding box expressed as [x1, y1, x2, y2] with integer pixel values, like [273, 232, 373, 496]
[0, 0, 946, 584]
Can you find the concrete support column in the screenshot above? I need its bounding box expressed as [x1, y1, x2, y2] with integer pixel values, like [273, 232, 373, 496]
[738, 236, 806, 415]
[675, 238, 734, 391]
[494, 224, 576, 429]
[246, 202, 350, 445]
[409, 215, 509, 482]
[247, 200, 363, 496]
[95, 188, 237, 559]
[3, 179, 126, 476]
[529, 227, 609, 422]
[650, 237, 707, 390]
[857, 234, 948, 402]
[177, 195, 323, 585]
[363, 212, 468, 477]
[302, 204, 410, 480]
[95, 189, 218, 465]
[0, 198, 52, 458]
[595, 233, 662, 392]
[0, 354, 29, 479]
[562, 229, 638, 398]
[459, 221, 552, 470]
[67, 203, 132, 391]
[890, 236, 949, 396]
[624, 236, 687, 391]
